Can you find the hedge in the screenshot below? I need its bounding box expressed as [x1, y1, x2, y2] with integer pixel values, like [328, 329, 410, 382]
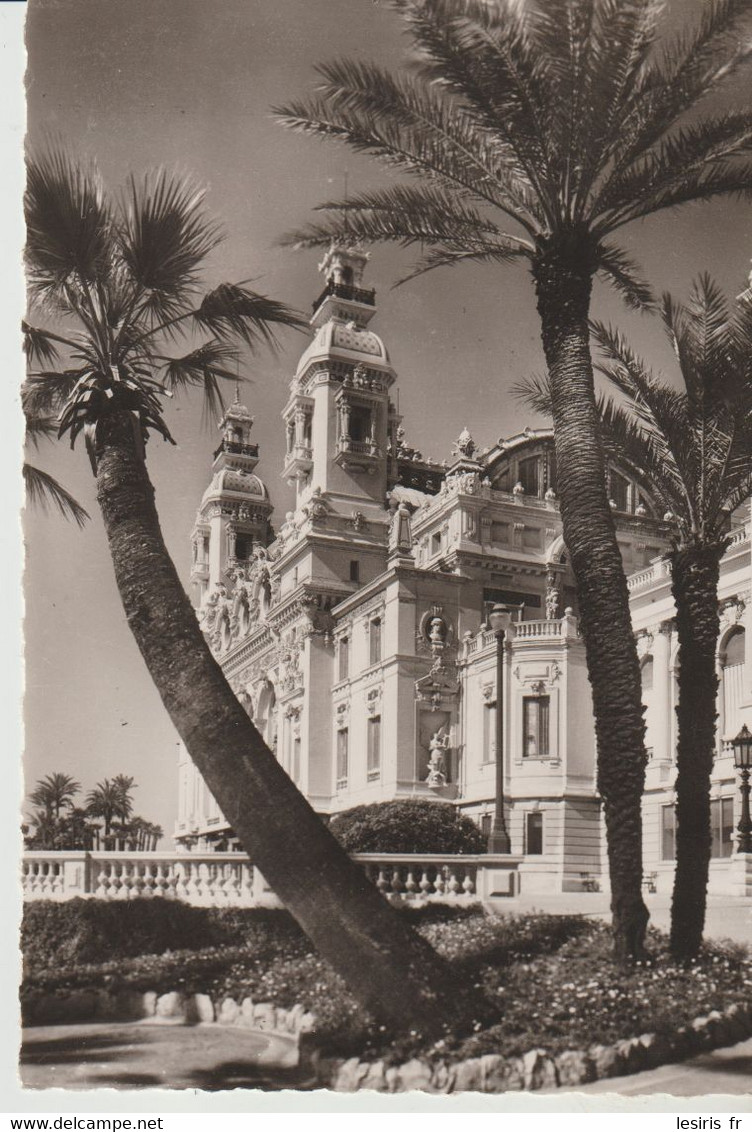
[330, 799, 486, 854]
[21, 898, 308, 974]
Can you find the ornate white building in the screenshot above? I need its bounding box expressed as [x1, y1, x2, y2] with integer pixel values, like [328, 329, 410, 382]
[176, 245, 752, 895]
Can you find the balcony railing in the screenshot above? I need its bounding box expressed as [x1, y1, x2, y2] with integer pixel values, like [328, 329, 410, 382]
[22, 850, 521, 905]
[464, 614, 577, 655]
[213, 441, 259, 460]
[336, 437, 380, 457]
[312, 281, 376, 312]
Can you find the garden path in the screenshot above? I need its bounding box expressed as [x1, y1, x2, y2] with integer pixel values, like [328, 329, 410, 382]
[20, 1021, 313, 1092]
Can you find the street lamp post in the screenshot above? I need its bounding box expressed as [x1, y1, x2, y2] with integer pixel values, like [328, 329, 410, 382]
[487, 603, 512, 854]
[732, 723, 752, 854]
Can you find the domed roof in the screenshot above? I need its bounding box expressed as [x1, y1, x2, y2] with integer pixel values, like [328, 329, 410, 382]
[295, 318, 390, 376]
[200, 467, 271, 511]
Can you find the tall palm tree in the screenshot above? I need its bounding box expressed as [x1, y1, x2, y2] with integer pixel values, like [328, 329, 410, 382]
[23, 148, 460, 1035]
[85, 778, 122, 841]
[275, 0, 752, 958]
[520, 276, 752, 958]
[29, 771, 80, 819]
[111, 774, 137, 823]
[590, 279, 752, 958]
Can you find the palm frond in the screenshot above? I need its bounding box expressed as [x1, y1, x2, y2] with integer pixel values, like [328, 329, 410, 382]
[603, 0, 752, 182]
[25, 415, 59, 449]
[391, 0, 555, 213]
[595, 111, 752, 224]
[117, 170, 222, 305]
[395, 240, 530, 286]
[23, 463, 89, 526]
[21, 322, 70, 366]
[594, 393, 688, 521]
[274, 57, 539, 231]
[25, 148, 112, 298]
[595, 242, 656, 311]
[22, 370, 84, 418]
[160, 340, 242, 421]
[192, 284, 306, 348]
[512, 371, 553, 416]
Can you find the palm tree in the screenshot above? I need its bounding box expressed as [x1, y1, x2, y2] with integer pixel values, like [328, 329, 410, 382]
[29, 772, 80, 819]
[590, 278, 752, 959]
[23, 148, 461, 1035]
[111, 774, 137, 823]
[275, 0, 752, 958]
[85, 779, 122, 842]
[520, 276, 752, 958]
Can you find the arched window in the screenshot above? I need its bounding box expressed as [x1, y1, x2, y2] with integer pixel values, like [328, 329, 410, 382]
[722, 627, 746, 738]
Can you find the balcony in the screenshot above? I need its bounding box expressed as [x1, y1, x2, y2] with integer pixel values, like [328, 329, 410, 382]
[463, 614, 578, 656]
[283, 444, 314, 482]
[213, 440, 259, 461]
[312, 280, 376, 314]
[335, 436, 382, 472]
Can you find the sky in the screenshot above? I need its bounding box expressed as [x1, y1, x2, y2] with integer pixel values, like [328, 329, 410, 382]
[21, 0, 752, 841]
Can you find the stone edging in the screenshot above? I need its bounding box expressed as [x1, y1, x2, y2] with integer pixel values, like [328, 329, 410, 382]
[301, 1001, 752, 1093]
[21, 987, 315, 1043]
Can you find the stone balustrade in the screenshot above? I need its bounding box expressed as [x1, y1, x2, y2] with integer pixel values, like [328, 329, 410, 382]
[22, 850, 521, 905]
[464, 613, 578, 656]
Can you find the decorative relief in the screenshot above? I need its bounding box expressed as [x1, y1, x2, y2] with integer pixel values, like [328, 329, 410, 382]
[366, 687, 382, 717]
[636, 631, 655, 659]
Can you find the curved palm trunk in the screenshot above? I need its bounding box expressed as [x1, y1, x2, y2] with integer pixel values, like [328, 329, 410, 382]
[669, 545, 723, 960]
[533, 237, 649, 960]
[92, 411, 465, 1037]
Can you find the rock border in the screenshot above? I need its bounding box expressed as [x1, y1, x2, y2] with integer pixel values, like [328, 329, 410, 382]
[21, 987, 315, 1044]
[301, 1001, 752, 1093]
[22, 989, 752, 1093]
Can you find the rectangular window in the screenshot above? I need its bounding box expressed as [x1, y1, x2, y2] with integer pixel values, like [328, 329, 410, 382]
[338, 636, 350, 682]
[517, 455, 540, 496]
[661, 804, 676, 861]
[431, 531, 442, 556]
[349, 560, 360, 584]
[522, 696, 550, 758]
[369, 617, 382, 666]
[483, 701, 497, 763]
[526, 812, 543, 855]
[349, 405, 372, 443]
[367, 715, 381, 778]
[609, 469, 630, 512]
[336, 728, 349, 788]
[711, 797, 734, 859]
[480, 813, 492, 838]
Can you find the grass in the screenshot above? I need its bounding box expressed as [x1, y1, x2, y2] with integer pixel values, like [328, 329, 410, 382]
[22, 906, 752, 1065]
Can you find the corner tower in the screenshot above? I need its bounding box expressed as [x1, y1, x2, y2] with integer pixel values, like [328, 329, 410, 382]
[282, 243, 399, 521]
[190, 395, 273, 605]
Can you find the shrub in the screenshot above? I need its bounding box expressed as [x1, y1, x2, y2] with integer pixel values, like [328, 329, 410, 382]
[21, 898, 218, 972]
[330, 799, 486, 854]
[21, 899, 311, 973]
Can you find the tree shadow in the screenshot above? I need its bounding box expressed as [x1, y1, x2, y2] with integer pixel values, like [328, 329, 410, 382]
[692, 1054, 752, 1077]
[184, 1060, 316, 1092]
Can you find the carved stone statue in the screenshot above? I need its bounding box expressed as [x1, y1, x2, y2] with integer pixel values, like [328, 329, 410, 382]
[426, 726, 449, 787]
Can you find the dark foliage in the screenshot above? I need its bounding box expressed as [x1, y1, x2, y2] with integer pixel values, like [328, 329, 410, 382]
[330, 799, 486, 854]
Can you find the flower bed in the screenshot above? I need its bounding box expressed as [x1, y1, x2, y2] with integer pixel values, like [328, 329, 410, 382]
[21, 909, 752, 1092]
